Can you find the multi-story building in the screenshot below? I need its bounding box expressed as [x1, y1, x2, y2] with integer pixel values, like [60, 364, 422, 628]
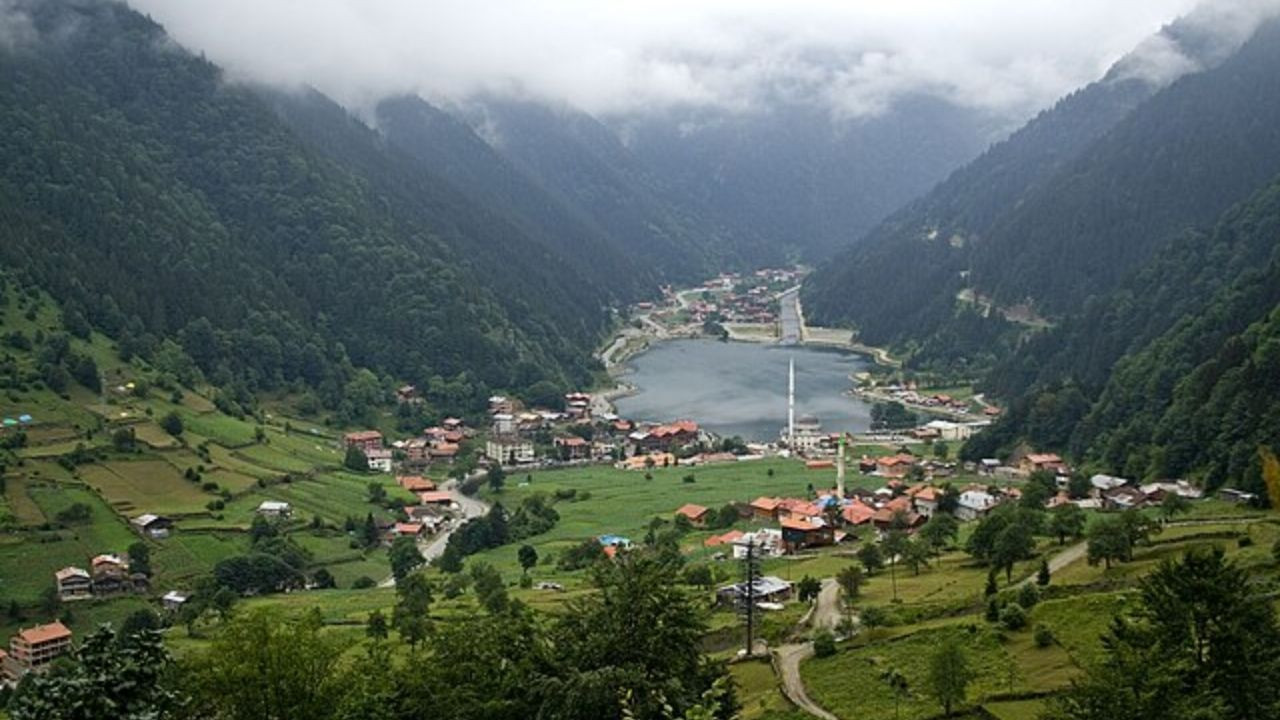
[8, 622, 72, 674]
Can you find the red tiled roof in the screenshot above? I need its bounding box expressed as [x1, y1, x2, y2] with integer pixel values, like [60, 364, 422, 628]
[780, 517, 820, 532]
[704, 530, 745, 547]
[1026, 453, 1063, 464]
[17, 622, 71, 645]
[675, 503, 709, 520]
[750, 497, 780, 511]
[842, 502, 875, 525]
[556, 436, 589, 447]
[344, 430, 383, 441]
[417, 491, 452, 504]
[394, 522, 423, 535]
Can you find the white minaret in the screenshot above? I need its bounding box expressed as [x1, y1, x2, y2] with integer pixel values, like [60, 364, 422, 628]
[787, 356, 795, 448]
[836, 433, 846, 499]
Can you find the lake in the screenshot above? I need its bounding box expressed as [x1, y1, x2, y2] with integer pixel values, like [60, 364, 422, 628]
[614, 338, 873, 442]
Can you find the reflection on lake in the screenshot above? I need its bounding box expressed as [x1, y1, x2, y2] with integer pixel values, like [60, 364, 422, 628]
[614, 339, 872, 442]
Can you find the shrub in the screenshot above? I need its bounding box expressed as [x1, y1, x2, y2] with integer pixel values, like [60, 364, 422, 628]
[682, 474, 696, 484]
[351, 576, 377, 589]
[812, 629, 837, 658]
[1034, 624, 1055, 648]
[1016, 583, 1039, 609]
[1000, 603, 1027, 631]
[1238, 536, 1254, 548]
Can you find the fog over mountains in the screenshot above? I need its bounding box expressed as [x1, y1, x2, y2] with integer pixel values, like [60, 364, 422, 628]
[123, 0, 1241, 260]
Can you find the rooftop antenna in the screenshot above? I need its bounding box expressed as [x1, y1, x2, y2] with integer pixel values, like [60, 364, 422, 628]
[787, 356, 795, 450]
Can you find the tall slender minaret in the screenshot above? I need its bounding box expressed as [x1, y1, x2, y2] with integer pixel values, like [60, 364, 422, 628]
[787, 356, 795, 449]
[836, 433, 846, 499]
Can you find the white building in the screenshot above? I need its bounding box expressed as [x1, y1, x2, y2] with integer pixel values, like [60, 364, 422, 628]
[256, 501, 292, 519]
[365, 448, 393, 473]
[955, 490, 997, 521]
[486, 437, 535, 465]
[922, 420, 982, 442]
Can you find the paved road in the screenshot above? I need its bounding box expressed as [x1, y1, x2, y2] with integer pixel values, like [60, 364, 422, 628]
[773, 578, 841, 720]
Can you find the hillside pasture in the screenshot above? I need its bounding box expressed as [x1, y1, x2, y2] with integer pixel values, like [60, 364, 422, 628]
[78, 460, 214, 515]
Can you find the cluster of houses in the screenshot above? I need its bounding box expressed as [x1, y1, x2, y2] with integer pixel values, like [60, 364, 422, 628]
[53, 553, 147, 602]
[680, 449, 1210, 565]
[389, 475, 457, 540]
[858, 381, 1001, 420]
[483, 390, 716, 469]
[683, 268, 803, 327]
[341, 417, 473, 475]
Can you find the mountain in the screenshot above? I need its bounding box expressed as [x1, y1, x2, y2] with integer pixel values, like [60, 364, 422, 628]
[804, 13, 1280, 370]
[965, 176, 1280, 493]
[0, 0, 621, 417]
[373, 95, 658, 302]
[615, 95, 1001, 261]
[451, 98, 782, 283]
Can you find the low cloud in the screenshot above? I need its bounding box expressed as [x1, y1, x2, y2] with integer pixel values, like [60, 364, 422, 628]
[125, 0, 1272, 121]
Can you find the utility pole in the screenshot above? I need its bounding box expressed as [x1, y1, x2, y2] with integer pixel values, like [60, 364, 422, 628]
[739, 539, 761, 656]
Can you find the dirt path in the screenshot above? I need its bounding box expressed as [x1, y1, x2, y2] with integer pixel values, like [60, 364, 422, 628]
[773, 578, 841, 720]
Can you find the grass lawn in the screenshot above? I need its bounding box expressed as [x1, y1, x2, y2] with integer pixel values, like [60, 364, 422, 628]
[151, 532, 249, 583]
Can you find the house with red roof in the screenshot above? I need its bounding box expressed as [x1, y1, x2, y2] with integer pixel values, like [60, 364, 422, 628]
[343, 430, 384, 454]
[875, 454, 917, 478]
[417, 491, 453, 506]
[8, 621, 72, 675]
[704, 529, 745, 548]
[841, 500, 876, 526]
[749, 497, 782, 522]
[674, 503, 710, 527]
[554, 436, 590, 461]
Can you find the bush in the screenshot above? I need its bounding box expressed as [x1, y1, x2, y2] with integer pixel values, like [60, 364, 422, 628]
[985, 598, 1001, 623]
[682, 474, 696, 484]
[160, 411, 184, 437]
[1238, 536, 1254, 548]
[812, 629, 837, 658]
[351, 576, 377, 589]
[54, 502, 92, 525]
[1034, 624, 1055, 648]
[1000, 603, 1027, 631]
[1016, 583, 1039, 609]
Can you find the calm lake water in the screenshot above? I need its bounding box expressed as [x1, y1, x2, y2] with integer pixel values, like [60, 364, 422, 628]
[614, 338, 872, 442]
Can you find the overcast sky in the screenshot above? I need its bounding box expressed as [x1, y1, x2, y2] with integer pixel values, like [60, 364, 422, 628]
[128, 0, 1273, 120]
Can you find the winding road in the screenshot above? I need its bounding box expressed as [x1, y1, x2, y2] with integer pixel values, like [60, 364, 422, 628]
[773, 579, 842, 720]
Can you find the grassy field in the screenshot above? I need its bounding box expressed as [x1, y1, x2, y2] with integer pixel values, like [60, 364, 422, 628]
[465, 458, 892, 583]
[804, 625, 1023, 720]
[78, 459, 215, 515]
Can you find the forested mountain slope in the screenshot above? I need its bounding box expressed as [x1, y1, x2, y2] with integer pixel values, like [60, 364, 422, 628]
[0, 0, 612, 416]
[965, 176, 1280, 494]
[374, 95, 658, 302]
[803, 15, 1280, 359]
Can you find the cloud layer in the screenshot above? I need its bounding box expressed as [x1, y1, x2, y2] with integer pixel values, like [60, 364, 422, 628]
[127, 0, 1239, 119]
